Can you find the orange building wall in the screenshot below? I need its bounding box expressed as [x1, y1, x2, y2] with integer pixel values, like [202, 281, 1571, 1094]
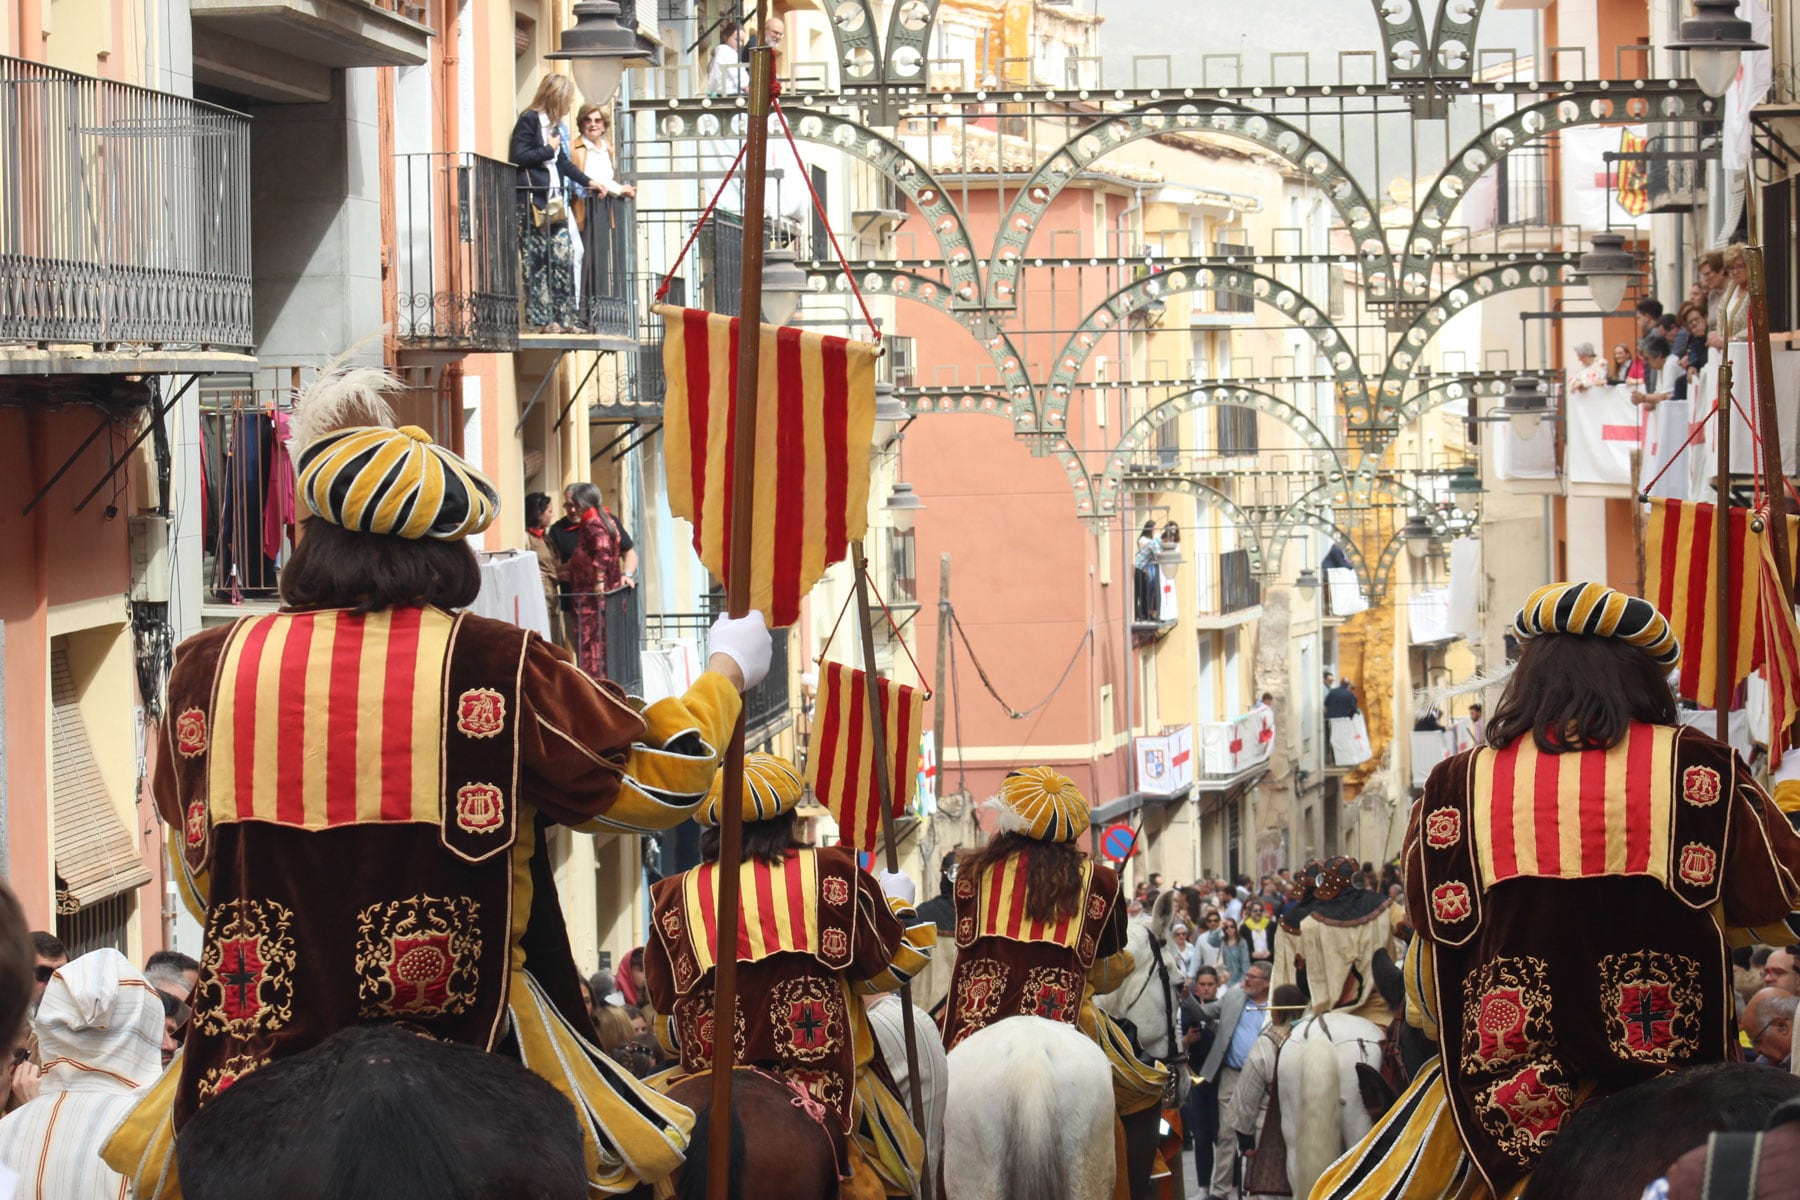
[0, 410, 54, 925]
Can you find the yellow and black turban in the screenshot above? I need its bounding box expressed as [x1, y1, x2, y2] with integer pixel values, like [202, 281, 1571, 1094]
[1512, 581, 1680, 665]
[699, 753, 805, 827]
[996, 766, 1090, 844]
[296, 425, 498, 541]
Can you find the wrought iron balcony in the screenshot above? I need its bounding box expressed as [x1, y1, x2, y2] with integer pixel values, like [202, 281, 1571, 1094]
[394, 152, 520, 352]
[648, 610, 793, 749]
[0, 56, 253, 356]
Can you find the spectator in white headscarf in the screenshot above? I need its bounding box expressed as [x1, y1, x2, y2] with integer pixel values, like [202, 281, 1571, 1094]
[1569, 341, 1606, 393]
[0, 949, 164, 1199]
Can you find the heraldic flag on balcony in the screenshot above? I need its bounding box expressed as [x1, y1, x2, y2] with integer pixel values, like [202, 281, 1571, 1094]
[658, 305, 877, 628]
[807, 660, 924, 852]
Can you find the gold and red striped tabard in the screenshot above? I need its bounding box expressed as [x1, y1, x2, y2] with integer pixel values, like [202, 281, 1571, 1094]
[969, 853, 1095, 950]
[1468, 722, 1677, 888]
[680, 852, 823, 973]
[207, 608, 453, 828]
[657, 305, 877, 629]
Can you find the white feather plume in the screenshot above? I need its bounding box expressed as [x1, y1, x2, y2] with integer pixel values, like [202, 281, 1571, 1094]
[1412, 664, 1516, 715]
[289, 335, 403, 453]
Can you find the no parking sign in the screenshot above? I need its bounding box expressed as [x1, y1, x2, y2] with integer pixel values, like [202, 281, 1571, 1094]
[1100, 822, 1138, 865]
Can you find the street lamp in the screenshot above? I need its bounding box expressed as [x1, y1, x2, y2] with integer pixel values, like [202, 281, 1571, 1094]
[1447, 466, 1485, 496]
[872, 381, 906, 443]
[1668, 0, 1766, 99]
[1294, 567, 1321, 593]
[1573, 232, 1640, 314]
[1401, 515, 1436, 561]
[884, 481, 925, 532]
[1481, 375, 1557, 439]
[546, 0, 652, 106]
[760, 244, 809, 326]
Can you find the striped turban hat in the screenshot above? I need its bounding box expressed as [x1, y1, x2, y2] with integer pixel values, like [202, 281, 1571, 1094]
[699, 753, 805, 827]
[297, 425, 498, 541]
[995, 766, 1091, 844]
[1512, 581, 1680, 665]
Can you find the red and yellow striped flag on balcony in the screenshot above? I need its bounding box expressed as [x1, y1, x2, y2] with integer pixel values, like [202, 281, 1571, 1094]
[1616, 129, 1649, 217]
[806, 660, 924, 852]
[657, 305, 878, 628]
[1755, 523, 1800, 768]
[1645, 498, 1758, 708]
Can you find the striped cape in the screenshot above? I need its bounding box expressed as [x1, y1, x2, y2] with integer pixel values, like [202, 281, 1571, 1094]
[806, 660, 923, 852]
[657, 305, 877, 628]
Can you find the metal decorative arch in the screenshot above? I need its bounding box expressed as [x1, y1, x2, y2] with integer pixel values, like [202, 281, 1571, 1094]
[1095, 385, 1344, 515]
[1041, 265, 1367, 435]
[1371, 256, 1581, 422]
[825, 1, 884, 89]
[981, 103, 1387, 306]
[1366, 503, 1480, 599]
[1099, 473, 1266, 570]
[888, 392, 1098, 519]
[1390, 371, 1516, 427]
[654, 104, 985, 303]
[798, 263, 1036, 405]
[1370, 0, 1487, 81]
[1385, 83, 1714, 301]
[881, 0, 940, 87]
[1271, 470, 1470, 550]
[1265, 510, 1373, 594]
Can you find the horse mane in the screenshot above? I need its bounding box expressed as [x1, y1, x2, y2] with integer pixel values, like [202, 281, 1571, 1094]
[956, 833, 1085, 924]
[1147, 888, 1177, 940]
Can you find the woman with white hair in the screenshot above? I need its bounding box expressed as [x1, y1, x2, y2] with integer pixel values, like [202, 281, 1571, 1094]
[1569, 341, 1606, 393]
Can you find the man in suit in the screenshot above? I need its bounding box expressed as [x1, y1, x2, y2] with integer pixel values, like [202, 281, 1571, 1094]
[1192, 960, 1272, 1200]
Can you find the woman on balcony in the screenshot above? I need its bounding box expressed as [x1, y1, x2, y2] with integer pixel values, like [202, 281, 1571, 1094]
[554, 482, 637, 679]
[511, 74, 599, 334]
[571, 105, 636, 328]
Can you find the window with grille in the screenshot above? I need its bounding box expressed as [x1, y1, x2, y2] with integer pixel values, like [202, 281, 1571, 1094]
[1214, 406, 1258, 456]
[1213, 241, 1255, 313]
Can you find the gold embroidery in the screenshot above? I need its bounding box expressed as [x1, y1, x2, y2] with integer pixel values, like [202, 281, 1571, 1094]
[194, 899, 297, 1036]
[354, 895, 483, 1019]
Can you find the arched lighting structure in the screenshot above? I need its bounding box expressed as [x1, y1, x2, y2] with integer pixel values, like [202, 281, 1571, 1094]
[1369, 0, 1489, 82]
[1095, 384, 1345, 517]
[981, 103, 1386, 307]
[1110, 474, 1267, 569]
[825, 0, 945, 93]
[1266, 509, 1374, 597]
[1041, 264, 1364, 440]
[1272, 470, 1476, 602]
[1370, 257, 1582, 425]
[890, 391, 1099, 520]
[1389, 372, 1517, 428]
[650, 104, 984, 306]
[1387, 84, 1713, 304]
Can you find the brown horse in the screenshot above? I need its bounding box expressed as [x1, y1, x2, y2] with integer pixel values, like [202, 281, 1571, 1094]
[624, 1069, 842, 1200]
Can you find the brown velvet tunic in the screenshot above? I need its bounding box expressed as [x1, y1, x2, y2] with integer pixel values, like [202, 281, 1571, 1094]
[1408, 722, 1800, 1196]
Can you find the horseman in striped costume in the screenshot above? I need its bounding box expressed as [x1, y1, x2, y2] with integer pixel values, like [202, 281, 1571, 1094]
[1317, 583, 1800, 1200]
[644, 753, 936, 1200]
[102, 365, 770, 1199]
[939, 769, 1169, 1170]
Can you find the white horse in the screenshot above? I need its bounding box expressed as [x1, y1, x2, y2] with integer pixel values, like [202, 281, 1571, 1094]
[1094, 890, 1182, 1064]
[943, 1016, 1115, 1200]
[1275, 1011, 1388, 1199]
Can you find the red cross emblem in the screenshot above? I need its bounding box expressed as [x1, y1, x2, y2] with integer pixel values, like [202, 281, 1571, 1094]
[456, 689, 506, 739]
[1424, 807, 1462, 850]
[385, 932, 456, 1012]
[454, 783, 505, 833]
[1682, 766, 1721, 808]
[1474, 987, 1531, 1067]
[1617, 982, 1677, 1054]
[787, 999, 832, 1052]
[215, 938, 267, 1023]
[1031, 983, 1072, 1022]
[1229, 736, 1244, 753]
[1678, 843, 1717, 888]
[185, 798, 207, 847]
[176, 708, 208, 757]
[1489, 1065, 1570, 1142]
[1431, 881, 1473, 924]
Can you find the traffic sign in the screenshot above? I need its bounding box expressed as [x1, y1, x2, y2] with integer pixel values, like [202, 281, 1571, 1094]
[1100, 822, 1138, 864]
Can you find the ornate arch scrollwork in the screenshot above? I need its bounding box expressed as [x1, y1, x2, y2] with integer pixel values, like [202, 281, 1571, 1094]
[1096, 386, 1344, 515]
[982, 103, 1386, 306]
[826, 1, 883, 89]
[1104, 473, 1266, 570]
[1391, 371, 1516, 427]
[1371, 257, 1581, 422]
[1267, 509, 1373, 593]
[1040, 265, 1366, 435]
[1381, 84, 1714, 302]
[1273, 471, 1478, 599]
[881, 0, 940, 88]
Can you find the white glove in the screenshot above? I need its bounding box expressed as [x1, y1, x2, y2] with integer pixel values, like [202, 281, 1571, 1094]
[707, 609, 772, 691]
[878, 871, 916, 905]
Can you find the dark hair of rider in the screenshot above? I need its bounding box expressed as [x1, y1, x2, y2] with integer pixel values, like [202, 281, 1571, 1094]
[279, 519, 482, 615]
[699, 809, 807, 866]
[1484, 633, 1678, 753]
[955, 832, 1085, 924]
[1269, 983, 1306, 1025]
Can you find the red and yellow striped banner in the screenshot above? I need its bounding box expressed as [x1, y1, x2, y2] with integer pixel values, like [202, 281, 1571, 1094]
[1617, 129, 1648, 217]
[1757, 526, 1800, 767]
[1644, 499, 1759, 708]
[658, 305, 877, 628]
[681, 852, 823, 970]
[968, 852, 1094, 949]
[209, 608, 453, 828]
[806, 660, 923, 852]
[1469, 723, 1677, 887]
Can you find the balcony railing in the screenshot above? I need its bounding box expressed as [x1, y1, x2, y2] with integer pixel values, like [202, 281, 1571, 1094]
[0, 56, 253, 349]
[395, 152, 520, 351]
[576, 196, 636, 340]
[566, 585, 643, 696]
[647, 610, 793, 747]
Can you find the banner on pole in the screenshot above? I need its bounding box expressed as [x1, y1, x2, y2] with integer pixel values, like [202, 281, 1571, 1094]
[806, 660, 925, 851]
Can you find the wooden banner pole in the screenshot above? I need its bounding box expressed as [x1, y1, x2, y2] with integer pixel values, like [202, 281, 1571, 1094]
[851, 539, 931, 1196]
[706, 22, 773, 1200]
[1716, 358, 1733, 748]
